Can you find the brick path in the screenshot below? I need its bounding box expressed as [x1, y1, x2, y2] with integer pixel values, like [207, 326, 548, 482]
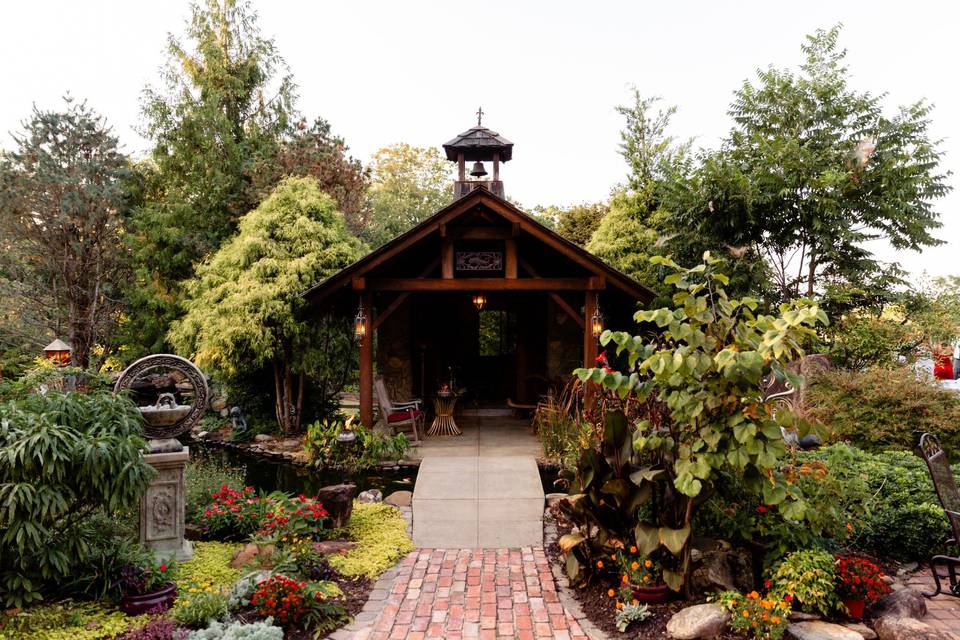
[342, 548, 592, 640]
[904, 572, 960, 640]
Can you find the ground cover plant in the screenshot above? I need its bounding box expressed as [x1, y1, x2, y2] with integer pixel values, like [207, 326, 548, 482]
[302, 415, 408, 472]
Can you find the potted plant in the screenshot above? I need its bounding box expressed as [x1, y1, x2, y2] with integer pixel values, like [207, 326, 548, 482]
[835, 556, 890, 619]
[612, 547, 671, 604]
[118, 556, 177, 615]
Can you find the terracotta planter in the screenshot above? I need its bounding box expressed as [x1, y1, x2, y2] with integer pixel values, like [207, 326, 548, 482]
[120, 582, 177, 615]
[842, 597, 865, 619]
[632, 583, 672, 604]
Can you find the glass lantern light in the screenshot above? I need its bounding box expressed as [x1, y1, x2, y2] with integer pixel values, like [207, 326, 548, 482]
[472, 293, 487, 311]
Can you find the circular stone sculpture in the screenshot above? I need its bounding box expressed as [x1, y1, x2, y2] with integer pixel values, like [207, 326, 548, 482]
[114, 354, 209, 439]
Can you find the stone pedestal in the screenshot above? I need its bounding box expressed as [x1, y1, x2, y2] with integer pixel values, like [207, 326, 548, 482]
[141, 439, 193, 561]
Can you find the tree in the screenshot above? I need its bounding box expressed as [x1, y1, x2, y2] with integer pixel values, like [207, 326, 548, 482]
[679, 26, 950, 302]
[556, 202, 607, 247]
[128, 0, 297, 353]
[168, 177, 365, 434]
[362, 144, 453, 248]
[0, 97, 131, 369]
[247, 117, 369, 235]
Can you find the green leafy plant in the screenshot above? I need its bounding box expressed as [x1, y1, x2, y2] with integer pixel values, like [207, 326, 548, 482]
[172, 580, 230, 628]
[574, 255, 827, 592]
[768, 550, 839, 615]
[303, 415, 408, 472]
[0, 390, 154, 607]
[712, 590, 791, 640]
[0, 600, 146, 640]
[185, 454, 246, 524]
[534, 386, 595, 470]
[615, 602, 651, 632]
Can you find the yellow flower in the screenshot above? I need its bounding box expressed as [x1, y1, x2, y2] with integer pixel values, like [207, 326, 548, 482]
[631, 562, 640, 570]
[644, 559, 652, 568]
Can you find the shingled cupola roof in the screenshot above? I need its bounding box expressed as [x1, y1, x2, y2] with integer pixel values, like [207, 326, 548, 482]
[443, 126, 513, 162]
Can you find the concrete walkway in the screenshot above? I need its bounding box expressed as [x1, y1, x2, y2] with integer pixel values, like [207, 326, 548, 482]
[411, 417, 545, 549]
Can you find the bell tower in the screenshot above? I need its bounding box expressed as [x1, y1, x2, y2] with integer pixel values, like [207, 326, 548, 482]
[443, 107, 513, 199]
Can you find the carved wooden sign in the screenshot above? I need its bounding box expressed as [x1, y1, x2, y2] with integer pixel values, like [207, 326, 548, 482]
[455, 251, 503, 271]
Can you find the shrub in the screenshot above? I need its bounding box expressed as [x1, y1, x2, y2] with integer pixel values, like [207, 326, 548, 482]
[185, 455, 246, 524]
[303, 416, 408, 471]
[768, 550, 839, 616]
[199, 486, 267, 540]
[250, 575, 346, 632]
[0, 600, 146, 640]
[712, 590, 791, 640]
[172, 580, 230, 628]
[0, 390, 154, 607]
[256, 494, 329, 543]
[185, 618, 283, 640]
[60, 513, 153, 601]
[835, 556, 890, 604]
[806, 366, 960, 453]
[826, 314, 919, 370]
[119, 618, 189, 640]
[326, 503, 414, 578]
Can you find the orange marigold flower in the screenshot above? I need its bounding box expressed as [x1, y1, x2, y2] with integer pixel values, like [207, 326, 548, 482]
[771, 616, 781, 624]
[596, 560, 604, 569]
[629, 546, 637, 554]
[622, 574, 629, 583]
[742, 610, 750, 618]
[608, 589, 616, 598]
[631, 562, 640, 570]
[616, 602, 623, 610]
[644, 559, 652, 568]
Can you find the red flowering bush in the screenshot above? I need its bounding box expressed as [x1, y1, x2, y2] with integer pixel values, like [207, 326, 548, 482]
[258, 494, 329, 542]
[835, 556, 890, 603]
[199, 485, 267, 540]
[251, 575, 310, 625]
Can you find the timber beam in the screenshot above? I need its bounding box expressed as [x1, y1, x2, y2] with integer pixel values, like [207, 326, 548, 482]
[358, 277, 604, 292]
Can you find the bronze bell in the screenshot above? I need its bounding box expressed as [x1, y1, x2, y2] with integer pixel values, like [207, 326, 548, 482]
[469, 161, 487, 178]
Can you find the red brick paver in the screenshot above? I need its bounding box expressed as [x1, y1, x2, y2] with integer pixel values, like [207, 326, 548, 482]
[904, 572, 960, 640]
[353, 548, 589, 640]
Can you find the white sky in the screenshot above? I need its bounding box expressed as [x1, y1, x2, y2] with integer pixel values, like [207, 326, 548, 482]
[1, 0, 957, 284]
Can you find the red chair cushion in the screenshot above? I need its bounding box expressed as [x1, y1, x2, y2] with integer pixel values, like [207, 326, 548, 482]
[387, 408, 422, 424]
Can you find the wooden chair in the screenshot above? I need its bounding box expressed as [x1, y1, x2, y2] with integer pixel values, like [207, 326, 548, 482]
[919, 433, 960, 597]
[374, 377, 422, 442]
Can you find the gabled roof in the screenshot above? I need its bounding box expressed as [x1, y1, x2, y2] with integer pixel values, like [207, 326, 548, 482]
[443, 126, 513, 162]
[302, 186, 654, 305]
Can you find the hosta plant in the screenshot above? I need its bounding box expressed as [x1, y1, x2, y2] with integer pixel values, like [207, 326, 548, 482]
[574, 255, 827, 593]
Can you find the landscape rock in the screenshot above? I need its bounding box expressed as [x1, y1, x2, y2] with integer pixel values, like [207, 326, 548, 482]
[789, 612, 822, 622]
[278, 438, 301, 451]
[666, 603, 731, 639]
[253, 434, 275, 443]
[290, 451, 310, 465]
[313, 540, 357, 556]
[384, 490, 412, 507]
[868, 589, 926, 619]
[545, 492, 567, 509]
[874, 617, 952, 640]
[357, 489, 383, 503]
[210, 397, 227, 412]
[843, 623, 877, 640]
[230, 543, 275, 569]
[690, 549, 753, 593]
[786, 621, 862, 640]
[314, 484, 356, 528]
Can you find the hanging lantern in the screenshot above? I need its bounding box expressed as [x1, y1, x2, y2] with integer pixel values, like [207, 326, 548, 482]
[354, 301, 368, 340]
[43, 338, 72, 367]
[472, 293, 487, 311]
[591, 297, 604, 338]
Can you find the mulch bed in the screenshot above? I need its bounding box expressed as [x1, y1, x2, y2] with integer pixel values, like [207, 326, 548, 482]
[546, 510, 746, 639]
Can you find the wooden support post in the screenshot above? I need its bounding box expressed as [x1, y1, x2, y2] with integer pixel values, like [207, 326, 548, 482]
[458, 152, 465, 181]
[505, 238, 517, 278]
[359, 292, 374, 428]
[493, 152, 500, 181]
[441, 240, 454, 278]
[583, 291, 598, 367]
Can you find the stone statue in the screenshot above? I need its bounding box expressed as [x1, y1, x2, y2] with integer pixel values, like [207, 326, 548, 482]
[115, 354, 209, 560]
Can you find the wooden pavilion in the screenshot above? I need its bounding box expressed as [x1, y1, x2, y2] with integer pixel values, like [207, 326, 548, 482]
[303, 119, 655, 428]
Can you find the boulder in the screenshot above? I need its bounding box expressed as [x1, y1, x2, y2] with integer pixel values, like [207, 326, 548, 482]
[253, 434, 276, 443]
[230, 543, 275, 569]
[874, 617, 953, 640]
[666, 603, 731, 639]
[789, 612, 822, 622]
[868, 589, 926, 620]
[545, 492, 567, 509]
[786, 621, 863, 640]
[384, 490, 412, 507]
[844, 623, 877, 640]
[314, 484, 356, 528]
[690, 549, 754, 593]
[313, 540, 357, 556]
[210, 397, 228, 412]
[357, 489, 383, 503]
[278, 438, 301, 451]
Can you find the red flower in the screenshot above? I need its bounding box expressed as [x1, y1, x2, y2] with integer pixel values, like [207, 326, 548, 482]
[764, 579, 772, 590]
[784, 594, 793, 602]
[757, 505, 767, 514]
[159, 564, 167, 571]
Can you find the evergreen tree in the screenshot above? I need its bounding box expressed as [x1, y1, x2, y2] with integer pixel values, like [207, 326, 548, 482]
[168, 177, 365, 434]
[555, 203, 607, 247]
[0, 97, 131, 369]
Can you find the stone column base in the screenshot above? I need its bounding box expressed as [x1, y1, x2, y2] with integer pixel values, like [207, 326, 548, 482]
[141, 440, 193, 561]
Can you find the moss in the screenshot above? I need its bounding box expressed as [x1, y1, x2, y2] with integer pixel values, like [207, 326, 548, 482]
[178, 541, 243, 590]
[0, 601, 148, 640]
[327, 503, 414, 578]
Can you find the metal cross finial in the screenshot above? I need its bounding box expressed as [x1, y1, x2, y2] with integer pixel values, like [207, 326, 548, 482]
[476, 106, 484, 126]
